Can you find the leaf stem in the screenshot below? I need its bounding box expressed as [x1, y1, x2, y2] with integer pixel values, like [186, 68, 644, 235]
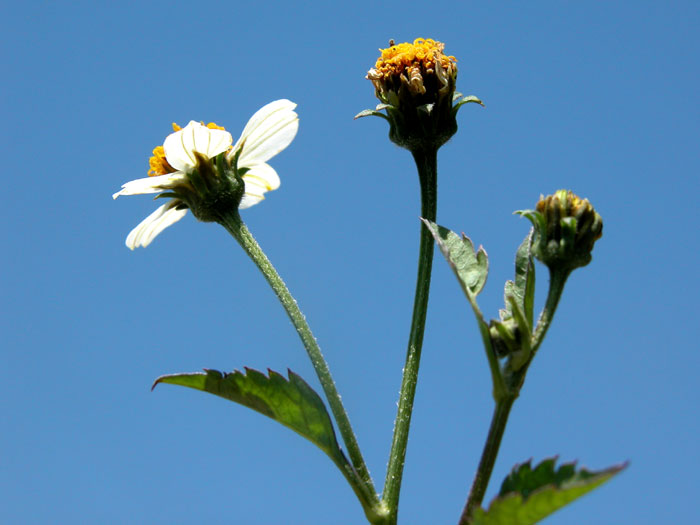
[217, 211, 386, 522]
[458, 267, 571, 524]
[382, 147, 438, 523]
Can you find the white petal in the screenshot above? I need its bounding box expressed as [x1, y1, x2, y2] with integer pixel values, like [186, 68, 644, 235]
[125, 200, 188, 249]
[164, 121, 232, 171]
[238, 176, 271, 210]
[112, 173, 188, 199]
[231, 100, 299, 164]
[242, 162, 281, 191]
[238, 193, 264, 210]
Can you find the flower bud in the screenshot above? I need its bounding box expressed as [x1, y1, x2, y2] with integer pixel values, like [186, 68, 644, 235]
[519, 190, 603, 272]
[359, 38, 482, 151]
[489, 318, 522, 358]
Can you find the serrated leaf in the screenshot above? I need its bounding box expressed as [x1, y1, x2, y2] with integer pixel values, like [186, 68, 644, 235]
[153, 368, 350, 470]
[501, 232, 536, 327]
[472, 458, 627, 525]
[422, 220, 488, 297]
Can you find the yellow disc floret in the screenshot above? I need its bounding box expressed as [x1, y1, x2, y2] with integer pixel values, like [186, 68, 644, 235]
[204, 122, 226, 131]
[371, 38, 456, 84]
[148, 146, 175, 176]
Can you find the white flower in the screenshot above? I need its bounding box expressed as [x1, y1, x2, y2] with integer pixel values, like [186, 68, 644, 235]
[114, 100, 299, 249]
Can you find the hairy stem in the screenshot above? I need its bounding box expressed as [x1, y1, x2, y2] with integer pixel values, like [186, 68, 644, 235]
[218, 211, 386, 522]
[382, 147, 438, 523]
[459, 398, 515, 524]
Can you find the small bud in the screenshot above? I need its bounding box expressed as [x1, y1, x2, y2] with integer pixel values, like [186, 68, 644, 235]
[489, 318, 522, 358]
[518, 190, 603, 272]
[358, 38, 483, 151]
[490, 318, 531, 372]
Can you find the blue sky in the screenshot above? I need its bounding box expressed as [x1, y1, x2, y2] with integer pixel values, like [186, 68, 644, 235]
[3, 1, 698, 523]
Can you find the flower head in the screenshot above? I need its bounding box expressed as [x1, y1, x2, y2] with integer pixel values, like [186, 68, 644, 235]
[113, 100, 298, 249]
[518, 190, 603, 272]
[357, 38, 482, 150]
[368, 38, 457, 105]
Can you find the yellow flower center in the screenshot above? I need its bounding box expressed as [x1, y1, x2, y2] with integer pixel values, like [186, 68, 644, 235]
[148, 146, 175, 176]
[147, 122, 228, 176]
[372, 38, 456, 82]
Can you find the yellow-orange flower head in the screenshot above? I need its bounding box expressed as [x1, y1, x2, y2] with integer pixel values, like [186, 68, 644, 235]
[367, 38, 457, 103]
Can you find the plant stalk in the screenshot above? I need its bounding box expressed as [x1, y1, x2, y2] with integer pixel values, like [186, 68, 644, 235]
[458, 267, 571, 524]
[382, 147, 438, 523]
[458, 397, 515, 524]
[218, 211, 384, 520]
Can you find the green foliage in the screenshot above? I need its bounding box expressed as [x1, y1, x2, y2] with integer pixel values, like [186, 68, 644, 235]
[500, 231, 536, 328]
[153, 368, 351, 471]
[472, 458, 627, 525]
[422, 220, 488, 299]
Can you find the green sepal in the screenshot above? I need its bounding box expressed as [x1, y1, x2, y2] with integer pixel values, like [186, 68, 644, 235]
[472, 457, 627, 525]
[515, 209, 546, 238]
[454, 94, 485, 112]
[422, 219, 488, 298]
[354, 108, 390, 121]
[154, 192, 179, 201]
[153, 368, 351, 472]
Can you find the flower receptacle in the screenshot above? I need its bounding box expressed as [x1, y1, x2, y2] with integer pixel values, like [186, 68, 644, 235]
[176, 152, 245, 223]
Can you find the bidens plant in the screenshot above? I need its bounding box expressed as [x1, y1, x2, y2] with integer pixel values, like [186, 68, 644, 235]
[115, 39, 624, 525]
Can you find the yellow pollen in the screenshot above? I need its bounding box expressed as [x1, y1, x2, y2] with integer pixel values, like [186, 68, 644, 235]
[372, 38, 456, 79]
[148, 146, 175, 177]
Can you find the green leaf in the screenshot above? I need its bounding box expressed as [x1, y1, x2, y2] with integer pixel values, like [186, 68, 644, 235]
[422, 219, 488, 298]
[472, 457, 627, 525]
[500, 231, 536, 327]
[424, 219, 510, 393]
[153, 368, 350, 470]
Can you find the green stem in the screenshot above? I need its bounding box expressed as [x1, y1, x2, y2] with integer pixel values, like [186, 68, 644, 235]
[531, 267, 570, 354]
[217, 211, 384, 520]
[382, 147, 438, 522]
[458, 266, 572, 523]
[459, 397, 515, 524]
